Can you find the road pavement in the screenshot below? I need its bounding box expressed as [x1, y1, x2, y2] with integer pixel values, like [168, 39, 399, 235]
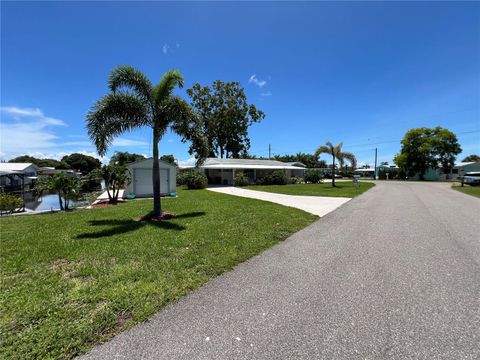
[81, 182, 480, 359]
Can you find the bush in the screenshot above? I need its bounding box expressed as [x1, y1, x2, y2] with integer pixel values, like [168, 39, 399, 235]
[234, 171, 250, 187]
[258, 170, 288, 185]
[176, 171, 188, 186]
[0, 193, 24, 214]
[305, 169, 324, 184]
[182, 171, 208, 189]
[290, 177, 304, 184]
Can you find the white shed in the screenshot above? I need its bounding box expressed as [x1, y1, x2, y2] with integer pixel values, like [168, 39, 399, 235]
[125, 158, 176, 197]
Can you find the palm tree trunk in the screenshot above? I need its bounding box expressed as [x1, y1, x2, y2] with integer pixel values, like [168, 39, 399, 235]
[332, 155, 336, 187]
[58, 193, 64, 211]
[152, 128, 162, 216]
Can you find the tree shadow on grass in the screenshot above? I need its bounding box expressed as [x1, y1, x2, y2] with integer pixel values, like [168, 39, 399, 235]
[76, 211, 206, 239]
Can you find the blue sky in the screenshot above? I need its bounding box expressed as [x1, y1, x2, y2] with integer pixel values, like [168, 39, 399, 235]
[1, 1, 479, 166]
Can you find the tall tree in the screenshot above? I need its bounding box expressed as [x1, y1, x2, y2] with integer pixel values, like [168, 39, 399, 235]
[160, 154, 176, 165]
[109, 151, 146, 166]
[185, 81, 265, 159]
[62, 153, 101, 174]
[314, 142, 344, 187]
[462, 154, 480, 162]
[9, 155, 71, 169]
[394, 127, 461, 180]
[86, 66, 196, 217]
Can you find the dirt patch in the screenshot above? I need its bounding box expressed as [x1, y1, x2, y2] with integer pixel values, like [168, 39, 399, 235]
[116, 312, 133, 327]
[91, 199, 128, 208]
[135, 212, 176, 222]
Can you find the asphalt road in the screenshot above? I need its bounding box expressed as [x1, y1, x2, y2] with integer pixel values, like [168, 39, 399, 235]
[81, 182, 480, 360]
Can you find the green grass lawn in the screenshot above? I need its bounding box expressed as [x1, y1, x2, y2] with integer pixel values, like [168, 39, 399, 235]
[244, 181, 375, 197]
[451, 183, 480, 198]
[0, 189, 317, 359]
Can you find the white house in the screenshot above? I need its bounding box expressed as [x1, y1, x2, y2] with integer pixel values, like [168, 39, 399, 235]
[0, 163, 39, 191]
[197, 158, 306, 185]
[124, 158, 176, 197]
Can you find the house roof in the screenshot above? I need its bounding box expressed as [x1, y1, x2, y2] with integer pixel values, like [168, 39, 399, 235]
[286, 161, 306, 168]
[454, 161, 478, 168]
[0, 162, 38, 172]
[200, 158, 305, 170]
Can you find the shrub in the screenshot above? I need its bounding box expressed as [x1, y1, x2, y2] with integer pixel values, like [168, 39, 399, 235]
[289, 177, 304, 184]
[305, 169, 324, 184]
[258, 170, 288, 185]
[0, 193, 24, 214]
[234, 171, 250, 187]
[176, 171, 188, 186]
[183, 171, 208, 189]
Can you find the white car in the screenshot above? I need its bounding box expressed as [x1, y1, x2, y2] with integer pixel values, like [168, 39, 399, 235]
[463, 172, 480, 186]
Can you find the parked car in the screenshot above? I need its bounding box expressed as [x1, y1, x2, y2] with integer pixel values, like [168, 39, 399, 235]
[462, 172, 480, 186]
[324, 173, 343, 179]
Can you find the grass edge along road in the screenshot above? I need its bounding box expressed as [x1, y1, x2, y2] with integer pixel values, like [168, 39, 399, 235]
[451, 182, 480, 198]
[0, 189, 317, 359]
[244, 181, 375, 197]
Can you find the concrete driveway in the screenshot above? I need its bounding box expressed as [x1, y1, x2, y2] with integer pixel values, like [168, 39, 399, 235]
[207, 186, 351, 217]
[81, 182, 480, 359]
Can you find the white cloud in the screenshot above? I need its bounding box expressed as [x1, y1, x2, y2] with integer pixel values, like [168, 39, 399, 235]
[0, 106, 66, 126]
[261, 91, 272, 97]
[162, 43, 180, 54]
[167, 138, 174, 143]
[177, 157, 196, 168]
[248, 74, 267, 87]
[112, 138, 149, 147]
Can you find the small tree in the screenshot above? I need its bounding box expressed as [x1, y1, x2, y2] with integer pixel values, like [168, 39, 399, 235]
[94, 164, 131, 204]
[35, 173, 80, 210]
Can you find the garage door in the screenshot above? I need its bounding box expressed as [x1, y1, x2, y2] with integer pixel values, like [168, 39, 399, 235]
[134, 168, 169, 195]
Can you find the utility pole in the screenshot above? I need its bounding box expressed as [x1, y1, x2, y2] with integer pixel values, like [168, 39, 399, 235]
[269, 144, 271, 159]
[374, 147, 378, 180]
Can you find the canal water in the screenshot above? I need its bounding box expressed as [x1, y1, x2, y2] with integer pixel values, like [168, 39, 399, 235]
[23, 192, 84, 212]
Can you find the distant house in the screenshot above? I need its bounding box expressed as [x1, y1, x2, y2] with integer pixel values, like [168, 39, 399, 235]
[124, 158, 176, 197]
[0, 163, 39, 192]
[193, 158, 306, 185]
[441, 162, 480, 180]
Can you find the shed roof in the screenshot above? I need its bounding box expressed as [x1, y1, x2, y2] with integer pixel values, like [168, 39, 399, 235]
[127, 158, 176, 168]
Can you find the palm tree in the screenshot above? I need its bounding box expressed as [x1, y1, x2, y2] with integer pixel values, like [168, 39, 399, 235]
[338, 151, 357, 175]
[35, 173, 80, 210]
[87, 66, 193, 217]
[314, 142, 344, 187]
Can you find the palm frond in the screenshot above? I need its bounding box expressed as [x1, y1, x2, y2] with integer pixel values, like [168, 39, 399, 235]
[341, 151, 357, 169]
[314, 145, 331, 159]
[108, 65, 153, 103]
[86, 93, 149, 156]
[334, 142, 344, 156]
[152, 70, 184, 110]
